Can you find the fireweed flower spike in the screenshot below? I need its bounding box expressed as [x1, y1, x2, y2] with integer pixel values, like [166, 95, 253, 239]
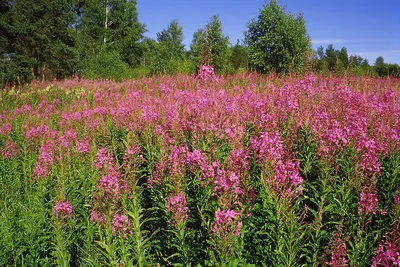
[111, 214, 132, 237]
[166, 193, 189, 226]
[212, 208, 242, 239]
[53, 201, 72, 220]
[198, 65, 218, 81]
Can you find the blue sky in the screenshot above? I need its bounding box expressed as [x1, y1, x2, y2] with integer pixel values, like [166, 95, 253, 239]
[137, 0, 400, 65]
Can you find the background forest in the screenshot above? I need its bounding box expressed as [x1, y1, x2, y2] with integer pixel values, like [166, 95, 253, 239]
[1, 0, 399, 87]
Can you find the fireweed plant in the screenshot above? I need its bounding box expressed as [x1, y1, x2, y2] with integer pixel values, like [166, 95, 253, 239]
[0, 69, 400, 266]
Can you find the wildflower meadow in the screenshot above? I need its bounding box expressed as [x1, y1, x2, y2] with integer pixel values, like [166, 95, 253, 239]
[1, 69, 399, 266]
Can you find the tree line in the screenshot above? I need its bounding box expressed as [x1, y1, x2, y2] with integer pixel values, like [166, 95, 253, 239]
[1, 0, 399, 87]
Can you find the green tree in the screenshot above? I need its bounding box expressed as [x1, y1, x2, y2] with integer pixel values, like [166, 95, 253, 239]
[325, 44, 337, 71]
[9, 0, 76, 81]
[230, 40, 248, 72]
[375, 56, 384, 66]
[157, 19, 185, 61]
[138, 37, 158, 69]
[152, 19, 187, 74]
[338, 47, 349, 68]
[0, 0, 12, 86]
[314, 46, 327, 73]
[245, 0, 309, 74]
[0, 0, 11, 57]
[190, 15, 233, 74]
[76, 0, 145, 67]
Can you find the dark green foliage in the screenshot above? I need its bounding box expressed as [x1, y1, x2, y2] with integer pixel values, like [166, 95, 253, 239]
[79, 49, 133, 80]
[12, 0, 76, 78]
[230, 40, 248, 72]
[76, 0, 145, 66]
[1, 0, 76, 85]
[374, 56, 400, 78]
[245, 0, 309, 74]
[190, 15, 233, 74]
[313, 44, 382, 77]
[152, 20, 189, 74]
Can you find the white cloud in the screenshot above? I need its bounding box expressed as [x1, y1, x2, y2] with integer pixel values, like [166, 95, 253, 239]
[351, 50, 400, 65]
[312, 39, 350, 45]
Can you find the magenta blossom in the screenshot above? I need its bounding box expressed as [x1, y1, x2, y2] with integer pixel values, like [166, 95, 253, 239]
[166, 193, 189, 225]
[358, 188, 378, 216]
[76, 139, 90, 154]
[53, 201, 72, 220]
[90, 210, 105, 224]
[371, 232, 400, 267]
[112, 214, 132, 237]
[198, 65, 217, 81]
[212, 208, 242, 238]
[1, 140, 19, 159]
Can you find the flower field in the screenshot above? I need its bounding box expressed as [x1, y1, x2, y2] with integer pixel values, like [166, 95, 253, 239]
[1, 71, 399, 266]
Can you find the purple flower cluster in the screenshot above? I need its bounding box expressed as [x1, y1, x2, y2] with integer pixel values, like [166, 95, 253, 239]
[249, 131, 283, 163]
[123, 145, 142, 162]
[90, 146, 131, 230]
[371, 232, 400, 267]
[53, 201, 72, 220]
[166, 193, 189, 225]
[112, 214, 132, 237]
[274, 160, 303, 198]
[0, 123, 12, 136]
[168, 145, 189, 178]
[90, 210, 105, 224]
[58, 129, 77, 148]
[25, 124, 58, 141]
[212, 208, 241, 238]
[322, 225, 348, 267]
[357, 138, 381, 176]
[98, 174, 120, 199]
[213, 171, 243, 197]
[75, 139, 90, 154]
[92, 147, 114, 170]
[1, 140, 19, 159]
[324, 240, 348, 267]
[358, 187, 378, 216]
[31, 141, 54, 180]
[226, 148, 249, 177]
[198, 65, 217, 81]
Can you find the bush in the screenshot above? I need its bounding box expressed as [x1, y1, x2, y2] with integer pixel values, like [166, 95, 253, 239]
[79, 50, 133, 80]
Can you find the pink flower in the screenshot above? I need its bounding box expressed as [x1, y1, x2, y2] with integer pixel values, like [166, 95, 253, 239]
[358, 188, 378, 216]
[166, 193, 189, 225]
[90, 210, 105, 224]
[76, 139, 90, 154]
[213, 171, 244, 197]
[1, 140, 19, 159]
[249, 131, 283, 163]
[0, 123, 12, 136]
[198, 65, 217, 81]
[324, 230, 348, 267]
[58, 129, 77, 148]
[92, 147, 113, 170]
[53, 201, 72, 220]
[112, 214, 132, 237]
[371, 233, 400, 267]
[98, 174, 120, 199]
[212, 208, 242, 238]
[31, 141, 54, 181]
[273, 160, 303, 197]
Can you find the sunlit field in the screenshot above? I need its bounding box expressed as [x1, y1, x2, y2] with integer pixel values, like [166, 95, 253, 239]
[1, 71, 399, 266]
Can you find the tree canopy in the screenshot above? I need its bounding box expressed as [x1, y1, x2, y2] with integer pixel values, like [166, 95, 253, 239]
[245, 0, 309, 74]
[1, 0, 399, 86]
[190, 15, 233, 74]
